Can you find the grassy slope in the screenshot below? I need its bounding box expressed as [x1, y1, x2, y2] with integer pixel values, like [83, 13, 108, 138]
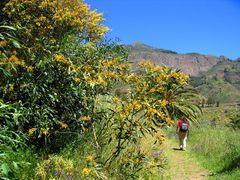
[187, 106, 240, 179]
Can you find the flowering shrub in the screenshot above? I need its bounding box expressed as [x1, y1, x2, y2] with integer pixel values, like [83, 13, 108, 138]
[98, 60, 200, 165]
[0, 0, 129, 151]
[0, 0, 201, 178]
[3, 0, 108, 47]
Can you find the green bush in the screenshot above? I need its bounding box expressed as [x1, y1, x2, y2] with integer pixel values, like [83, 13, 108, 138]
[0, 101, 38, 179]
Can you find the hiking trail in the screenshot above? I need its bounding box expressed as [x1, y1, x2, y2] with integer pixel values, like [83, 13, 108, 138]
[162, 137, 209, 180]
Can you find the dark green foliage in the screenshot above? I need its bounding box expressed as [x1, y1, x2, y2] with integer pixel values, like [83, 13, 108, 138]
[0, 101, 38, 179]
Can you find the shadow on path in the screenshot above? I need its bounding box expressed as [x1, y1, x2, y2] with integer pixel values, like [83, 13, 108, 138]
[172, 147, 183, 151]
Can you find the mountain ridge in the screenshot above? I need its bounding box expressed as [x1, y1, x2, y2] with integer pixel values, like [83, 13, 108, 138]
[128, 42, 234, 76]
[127, 42, 240, 103]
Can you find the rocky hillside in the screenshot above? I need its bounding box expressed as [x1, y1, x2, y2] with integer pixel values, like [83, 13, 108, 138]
[190, 59, 240, 104]
[128, 42, 229, 76]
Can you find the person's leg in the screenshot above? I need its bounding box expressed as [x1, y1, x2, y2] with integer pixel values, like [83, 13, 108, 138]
[183, 134, 187, 150]
[179, 138, 183, 149]
[178, 132, 184, 149]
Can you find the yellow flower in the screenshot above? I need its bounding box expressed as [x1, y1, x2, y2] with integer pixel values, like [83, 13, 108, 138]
[23, 0, 34, 5]
[118, 63, 131, 68]
[166, 117, 174, 125]
[86, 155, 94, 162]
[0, 40, 7, 47]
[41, 128, 48, 135]
[47, 25, 54, 29]
[28, 128, 37, 135]
[54, 53, 65, 61]
[156, 134, 165, 144]
[38, 15, 46, 21]
[58, 121, 68, 129]
[100, 59, 116, 68]
[153, 65, 162, 72]
[82, 127, 88, 133]
[82, 167, 92, 175]
[126, 73, 136, 82]
[26, 65, 33, 72]
[158, 111, 165, 119]
[83, 65, 94, 73]
[160, 99, 168, 108]
[74, 77, 81, 83]
[9, 54, 19, 62]
[149, 87, 156, 93]
[113, 96, 120, 103]
[134, 103, 142, 111]
[36, 22, 41, 26]
[80, 116, 91, 121]
[97, 76, 107, 86]
[147, 107, 158, 117]
[132, 100, 142, 110]
[119, 112, 126, 120]
[138, 59, 146, 67]
[145, 60, 154, 69]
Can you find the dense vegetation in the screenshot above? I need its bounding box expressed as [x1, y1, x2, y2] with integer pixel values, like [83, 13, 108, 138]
[0, 0, 201, 179]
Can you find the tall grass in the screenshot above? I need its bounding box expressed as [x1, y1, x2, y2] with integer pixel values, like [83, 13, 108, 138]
[189, 126, 240, 179]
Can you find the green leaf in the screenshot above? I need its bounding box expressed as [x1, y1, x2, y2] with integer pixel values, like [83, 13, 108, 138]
[0, 67, 13, 78]
[0, 33, 5, 40]
[13, 161, 19, 170]
[0, 103, 9, 109]
[1, 163, 11, 175]
[0, 25, 17, 31]
[12, 39, 21, 48]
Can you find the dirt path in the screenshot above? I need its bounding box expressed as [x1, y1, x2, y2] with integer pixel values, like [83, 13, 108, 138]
[162, 138, 208, 180]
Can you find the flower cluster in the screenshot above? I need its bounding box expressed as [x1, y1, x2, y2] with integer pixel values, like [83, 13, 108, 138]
[3, 0, 108, 47]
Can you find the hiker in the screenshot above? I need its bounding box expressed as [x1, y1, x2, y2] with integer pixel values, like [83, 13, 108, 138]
[176, 116, 189, 150]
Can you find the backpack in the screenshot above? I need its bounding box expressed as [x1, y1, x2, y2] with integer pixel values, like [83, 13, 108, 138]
[180, 122, 188, 132]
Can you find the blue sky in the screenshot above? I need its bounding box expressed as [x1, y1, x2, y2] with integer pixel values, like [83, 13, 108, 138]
[86, 0, 240, 60]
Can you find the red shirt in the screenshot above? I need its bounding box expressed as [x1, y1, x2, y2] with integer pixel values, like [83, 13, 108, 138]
[177, 119, 189, 129]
